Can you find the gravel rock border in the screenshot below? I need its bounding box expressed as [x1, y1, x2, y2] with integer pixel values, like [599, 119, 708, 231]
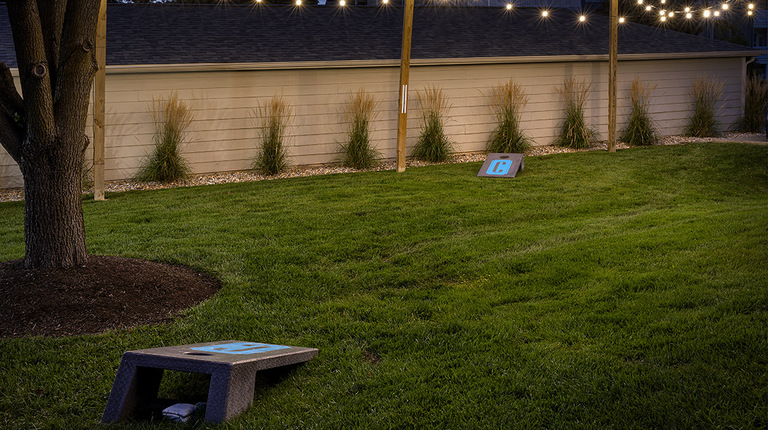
[1, 133, 764, 203]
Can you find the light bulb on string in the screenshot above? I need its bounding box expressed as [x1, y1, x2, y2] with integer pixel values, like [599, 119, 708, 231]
[579, 14, 586, 22]
[506, 3, 512, 10]
[645, 5, 652, 11]
[660, 15, 667, 21]
[748, 3, 754, 10]
[703, 9, 711, 17]
[619, 16, 626, 23]
[541, 10, 549, 17]
[721, 3, 728, 10]
[714, 10, 720, 16]
[684, 6, 690, 12]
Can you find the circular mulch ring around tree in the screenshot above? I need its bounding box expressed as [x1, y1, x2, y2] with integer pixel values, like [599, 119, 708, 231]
[0, 255, 221, 338]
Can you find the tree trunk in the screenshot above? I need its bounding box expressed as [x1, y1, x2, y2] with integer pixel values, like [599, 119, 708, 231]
[0, 1, 101, 269]
[21, 137, 88, 269]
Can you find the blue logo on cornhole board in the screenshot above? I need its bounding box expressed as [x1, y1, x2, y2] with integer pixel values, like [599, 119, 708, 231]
[190, 342, 291, 355]
[487, 159, 513, 175]
[477, 153, 524, 178]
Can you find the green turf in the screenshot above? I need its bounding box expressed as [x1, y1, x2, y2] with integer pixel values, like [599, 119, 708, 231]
[0, 143, 766, 429]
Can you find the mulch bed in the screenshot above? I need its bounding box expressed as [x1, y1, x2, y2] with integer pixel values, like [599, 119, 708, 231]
[0, 255, 221, 338]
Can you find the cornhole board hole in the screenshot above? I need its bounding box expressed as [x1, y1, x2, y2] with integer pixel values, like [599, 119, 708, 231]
[102, 340, 318, 423]
[477, 153, 524, 178]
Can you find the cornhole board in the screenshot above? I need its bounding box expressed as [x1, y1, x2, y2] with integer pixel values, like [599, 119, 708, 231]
[477, 153, 524, 178]
[101, 340, 318, 423]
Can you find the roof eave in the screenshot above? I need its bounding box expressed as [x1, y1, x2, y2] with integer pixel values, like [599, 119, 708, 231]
[7, 51, 760, 76]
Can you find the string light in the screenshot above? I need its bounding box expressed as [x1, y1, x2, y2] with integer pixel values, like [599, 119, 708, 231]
[340, 0, 346, 5]
[625, 0, 757, 26]
[619, 17, 626, 23]
[541, 10, 549, 17]
[295, 0, 301, 5]
[579, 14, 586, 22]
[505, 3, 512, 10]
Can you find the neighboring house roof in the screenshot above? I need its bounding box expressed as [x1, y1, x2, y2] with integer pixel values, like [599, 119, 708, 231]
[0, 4, 759, 68]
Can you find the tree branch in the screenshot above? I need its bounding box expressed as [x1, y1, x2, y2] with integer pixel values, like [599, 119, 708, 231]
[0, 111, 24, 165]
[36, 0, 67, 92]
[0, 63, 25, 124]
[54, 0, 101, 139]
[0, 63, 25, 162]
[6, 0, 57, 147]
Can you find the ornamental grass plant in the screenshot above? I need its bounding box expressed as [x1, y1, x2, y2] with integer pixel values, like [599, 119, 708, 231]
[684, 77, 724, 137]
[738, 74, 768, 133]
[341, 88, 379, 169]
[620, 76, 659, 146]
[136, 92, 193, 183]
[554, 77, 596, 149]
[412, 86, 453, 162]
[253, 96, 293, 176]
[486, 79, 532, 153]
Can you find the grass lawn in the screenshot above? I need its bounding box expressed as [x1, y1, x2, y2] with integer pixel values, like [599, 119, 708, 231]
[0, 142, 766, 429]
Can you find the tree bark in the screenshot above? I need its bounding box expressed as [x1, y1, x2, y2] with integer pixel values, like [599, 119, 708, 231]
[21, 137, 88, 269]
[1, 1, 101, 269]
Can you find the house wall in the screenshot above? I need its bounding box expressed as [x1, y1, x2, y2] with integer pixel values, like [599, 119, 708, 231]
[0, 56, 745, 189]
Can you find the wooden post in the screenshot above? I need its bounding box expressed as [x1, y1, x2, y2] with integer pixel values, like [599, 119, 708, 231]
[93, 0, 107, 200]
[608, 0, 618, 153]
[396, 0, 414, 173]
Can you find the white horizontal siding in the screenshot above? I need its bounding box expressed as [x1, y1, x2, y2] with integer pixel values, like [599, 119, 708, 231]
[0, 56, 746, 189]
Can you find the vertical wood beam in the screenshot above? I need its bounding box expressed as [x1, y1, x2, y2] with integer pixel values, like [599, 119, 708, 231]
[396, 0, 414, 173]
[608, 0, 618, 153]
[93, 0, 107, 200]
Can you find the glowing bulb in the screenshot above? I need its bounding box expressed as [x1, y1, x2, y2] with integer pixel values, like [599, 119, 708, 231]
[506, 3, 512, 9]
[255, 0, 262, 3]
[721, 3, 728, 10]
[748, 3, 754, 10]
[660, 16, 667, 21]
[660, 0, 665, 3]
[748, 10, 754, 15]
[295, 0, 301, 5]
[645, 5, 652, 11]
[578, 15, 586, 22]
[619, 17, 626, 23]
[714, 10, 720, 16]
[541, 10, 549, 17]
[659, 9, 665, 16]
[637, 0, 643, 4]
[684, 6, 690, 12]
[669, 11, 674, 17]
[704, 9, 711, 17]
[382, 0, 389, 3]
[686, 12, 692, 18]
[340, 0, 346, 5]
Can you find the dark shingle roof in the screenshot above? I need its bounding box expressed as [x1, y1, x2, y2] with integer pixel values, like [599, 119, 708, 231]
[0, 4, 757, 68]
